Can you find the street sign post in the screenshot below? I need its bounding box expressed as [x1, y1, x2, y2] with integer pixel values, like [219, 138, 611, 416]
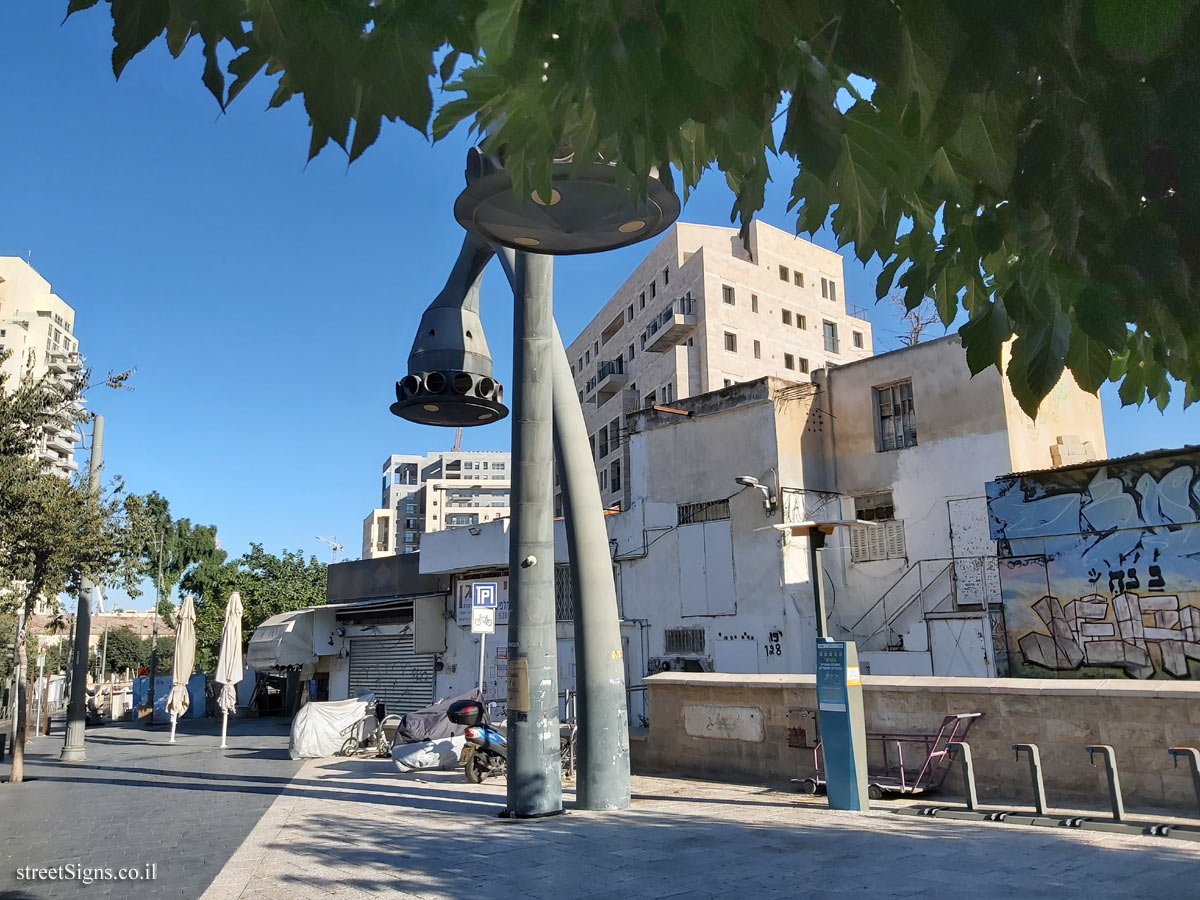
[815, 639, 869, 811]
[472, 584, 499, 692]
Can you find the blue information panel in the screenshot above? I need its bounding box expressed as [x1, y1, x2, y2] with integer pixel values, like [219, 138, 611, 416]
[472, 582, 498, 607]
[814, 640, 869, 811]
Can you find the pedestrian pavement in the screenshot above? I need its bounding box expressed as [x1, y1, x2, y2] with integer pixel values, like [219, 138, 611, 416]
[0, 715, 300, 900]
[203, 757, 1200, 900]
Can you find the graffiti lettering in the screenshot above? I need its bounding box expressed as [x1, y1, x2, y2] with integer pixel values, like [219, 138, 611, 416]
[1149, 565, 1166, 591]
[1019, 592, 1200, 678]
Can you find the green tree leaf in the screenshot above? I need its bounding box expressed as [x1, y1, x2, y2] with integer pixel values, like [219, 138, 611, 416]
[476, 0, 522, 67]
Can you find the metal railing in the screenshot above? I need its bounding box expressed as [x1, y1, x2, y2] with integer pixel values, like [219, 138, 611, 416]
[597, 358, 624, 380]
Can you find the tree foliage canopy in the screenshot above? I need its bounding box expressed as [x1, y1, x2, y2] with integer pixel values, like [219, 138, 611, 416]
[65, 0, 1199, 413]
[184, 544, 326, 670]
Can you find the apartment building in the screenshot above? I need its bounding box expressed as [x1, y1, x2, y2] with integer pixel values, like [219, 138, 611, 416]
[362, 450, 511, 558]
[0, 257, 84, 478]
[563, 220, 874, 511]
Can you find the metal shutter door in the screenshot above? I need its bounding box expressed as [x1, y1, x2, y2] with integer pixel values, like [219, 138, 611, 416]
[347, 636, 435, 715]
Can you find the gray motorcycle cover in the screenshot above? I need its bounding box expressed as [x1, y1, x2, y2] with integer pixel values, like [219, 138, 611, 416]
[395, 688, 484, 744]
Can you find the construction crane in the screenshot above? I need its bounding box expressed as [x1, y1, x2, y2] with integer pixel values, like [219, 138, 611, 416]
[452, 427, 463, 451]
[315, 535, 344, 563]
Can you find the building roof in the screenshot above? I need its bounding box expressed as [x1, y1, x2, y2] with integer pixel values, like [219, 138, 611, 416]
[998, 444, 1200, 480]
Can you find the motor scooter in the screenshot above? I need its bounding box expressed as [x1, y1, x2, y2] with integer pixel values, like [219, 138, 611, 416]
[448, 698, 507, 783]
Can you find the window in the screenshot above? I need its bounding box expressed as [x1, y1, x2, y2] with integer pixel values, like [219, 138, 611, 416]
[600, 469, 608, 491]
[779, 265, 790, 282]
[405, 518, 418, 529]
[406, 503, 417, 514]
[405, 532, 416, 543]
[599, 425, 610, 458]
[830, 281, 838, 302]
[593, 340, 599, 355]
[678, 499, 730, 525]
[662, 382, 674, 403]
[644, 390, 656, 407]
[628, 344, 635, 362]
[570, 362, 575, 376]
[585, 349, 591, 364]
[794, 270, 804, 287]
[849, 494, 906, 562]
[639, 292, 645, 309]
[722, 285, 735, 305]
[610, 460, 622, 492]
[639, 334, 646, 350]
[724, 332, 737, 352]
[578, 357, 584, 371]
[796, 314, 806, 330]
[751, 294, 758, 313]
[627, 304, 634, 322]
[823, 321, 839, 353]
[821, 277, 838, 302]
[876, 379, 918, 451]
[649, 281, 656, 299]
[753, 340, 761, 359]
[578, 390, 584, 403]
[724, 378, 734, 388]
[853, 330, 864, 349]
[663, 266, 670, 285]
[784, 353, 795, 370]
[782, 309, 792, 326]
[798, 357, 810, 374]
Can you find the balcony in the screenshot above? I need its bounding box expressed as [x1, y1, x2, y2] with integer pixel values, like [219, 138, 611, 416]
[644, 296, 696, 352]
[847, 303, 870, 320]
[595, 358, 627, 401]
[45, 351, 82, 374]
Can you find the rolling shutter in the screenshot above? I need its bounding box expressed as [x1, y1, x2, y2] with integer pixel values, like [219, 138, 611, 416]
[348, 635, 435, 715]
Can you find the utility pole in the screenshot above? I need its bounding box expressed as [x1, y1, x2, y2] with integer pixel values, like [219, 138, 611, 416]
[146, 535, 163, 721]
[61, 414, 103, 762]
[505, 251, 562, 818]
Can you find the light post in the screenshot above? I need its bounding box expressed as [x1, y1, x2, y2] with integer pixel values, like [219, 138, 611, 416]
[392, 149, 678, 815]
[61, 414, 104, 762]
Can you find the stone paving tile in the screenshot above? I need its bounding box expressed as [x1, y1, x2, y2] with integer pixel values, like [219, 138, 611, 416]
[0, 716, 300, 900]
[196, 760, 1200, 900]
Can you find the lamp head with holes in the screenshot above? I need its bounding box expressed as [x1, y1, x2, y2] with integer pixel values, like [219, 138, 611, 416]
[390, 233, 509, 427]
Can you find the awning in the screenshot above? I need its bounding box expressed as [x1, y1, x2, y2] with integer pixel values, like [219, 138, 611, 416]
[246, 610, 317, 670]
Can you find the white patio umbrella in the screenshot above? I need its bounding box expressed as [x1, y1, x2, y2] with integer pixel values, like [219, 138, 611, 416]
[165, 594, 196, 744]
[215, 591, 244, 749]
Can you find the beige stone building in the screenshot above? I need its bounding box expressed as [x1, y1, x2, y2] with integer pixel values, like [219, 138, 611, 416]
[0, 256, 84, 478]
[362, 451, 512, 558]
[563, 220, 874, 511]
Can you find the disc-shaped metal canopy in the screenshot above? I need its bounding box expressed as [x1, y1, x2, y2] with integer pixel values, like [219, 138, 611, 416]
[454, 162, 681, 255]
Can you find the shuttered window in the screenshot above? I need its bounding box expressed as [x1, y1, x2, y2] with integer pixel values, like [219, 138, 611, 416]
[849, 520, 907, 563]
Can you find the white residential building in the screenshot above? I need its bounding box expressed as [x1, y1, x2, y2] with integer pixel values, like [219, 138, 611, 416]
[563, 220, 874, 512]
[362, 451, 512, 558]
[0, 257, 84, 478]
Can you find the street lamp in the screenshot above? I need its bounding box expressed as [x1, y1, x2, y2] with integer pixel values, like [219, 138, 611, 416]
[773, 520, 866, 639]
[395, 149, 678, 817]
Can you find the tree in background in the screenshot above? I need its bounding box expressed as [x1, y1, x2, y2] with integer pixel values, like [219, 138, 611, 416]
[125, 492, 226, 628]
[886, 292, 944, 349]
[96, 626, 145, 674]
[0, 354, 145, 783]
[184, 544, 327, 672]
[66, 1, 1200, 413]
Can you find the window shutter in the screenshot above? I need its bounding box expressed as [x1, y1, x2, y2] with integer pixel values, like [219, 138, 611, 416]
[867, 525, 887, 560]
[849, 526, 869, 562]
[885, 520, 907, 558]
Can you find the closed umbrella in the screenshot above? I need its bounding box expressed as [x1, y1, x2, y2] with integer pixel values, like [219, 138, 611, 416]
[215, 591, 244, 749]
[165, 594, 196, 744]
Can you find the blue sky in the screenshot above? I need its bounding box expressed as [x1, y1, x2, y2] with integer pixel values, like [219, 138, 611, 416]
[2, 3, 1193, 610]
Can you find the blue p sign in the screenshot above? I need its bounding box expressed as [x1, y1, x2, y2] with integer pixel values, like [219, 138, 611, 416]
[472, 582, 498, 607]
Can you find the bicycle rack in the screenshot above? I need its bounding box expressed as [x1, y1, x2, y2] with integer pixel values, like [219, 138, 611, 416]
[1066, 745, 1151, 835]
[916, 741, 997, 822]
[1006, 743, 1062, 827]
[1169, 747, 1200, 813]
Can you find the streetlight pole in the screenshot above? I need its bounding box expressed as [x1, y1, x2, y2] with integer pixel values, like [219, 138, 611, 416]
[61, 414, 104, 762]
[504, 251, 562, 818]
[495, 248, 631, 810]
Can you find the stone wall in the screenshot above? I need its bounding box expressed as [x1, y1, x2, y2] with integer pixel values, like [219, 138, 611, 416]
[632, 672, 1200, 811]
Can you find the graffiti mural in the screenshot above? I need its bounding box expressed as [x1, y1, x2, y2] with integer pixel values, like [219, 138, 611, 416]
[986, 450, 1200, 679]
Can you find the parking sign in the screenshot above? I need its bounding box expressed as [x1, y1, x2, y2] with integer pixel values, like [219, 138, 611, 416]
[472, 582, 498, 608]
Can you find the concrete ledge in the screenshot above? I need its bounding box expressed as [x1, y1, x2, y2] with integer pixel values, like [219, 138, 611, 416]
[644, 671, 1200, 701]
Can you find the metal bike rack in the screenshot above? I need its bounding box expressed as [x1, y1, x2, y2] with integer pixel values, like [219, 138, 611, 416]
[1006, 743, 1062, 827]
[1068, 745, 1150, 835]
[913, 740, 997, 822]
[1169, 747, 1200, 813]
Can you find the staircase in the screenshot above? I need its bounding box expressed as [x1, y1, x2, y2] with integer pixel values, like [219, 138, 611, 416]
[844, 558, 982, 653]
